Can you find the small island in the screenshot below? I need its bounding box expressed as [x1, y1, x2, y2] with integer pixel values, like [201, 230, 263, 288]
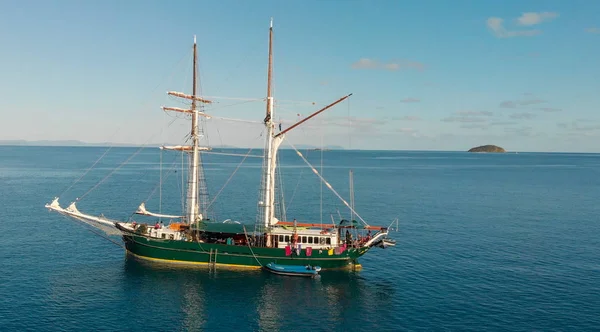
[468, 145, 506, 153]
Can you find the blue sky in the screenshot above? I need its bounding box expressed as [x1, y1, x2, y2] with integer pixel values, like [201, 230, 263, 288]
[1, 0, 599, 152]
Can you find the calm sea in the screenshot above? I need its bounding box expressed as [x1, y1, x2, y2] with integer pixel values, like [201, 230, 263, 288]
[1, 146, 599, 331]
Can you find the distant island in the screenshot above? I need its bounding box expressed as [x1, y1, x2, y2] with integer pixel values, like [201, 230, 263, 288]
[468, 145, 506, 153]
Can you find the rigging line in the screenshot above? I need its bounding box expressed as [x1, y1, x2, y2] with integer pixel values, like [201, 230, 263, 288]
[202, 95, 264, 102]
[242, 225, 263, 267]
[214, 120, 224, 148]
[69, 218, 125, 249]
[285, 139, 370, 227]
[210, 116, 263, 124]
[57, 136, 117, 197]
[205, 147, 254, 211]
[206, 99, 265, 112]
[78, 117, 179, 201]
[143, 157, 180, 204]
[320, 118, 324, 225]
[200, 151, 262, 158]
[180, 150, 185, 215]
[283, 165, 304, 215]
[348, 97, 351, 149]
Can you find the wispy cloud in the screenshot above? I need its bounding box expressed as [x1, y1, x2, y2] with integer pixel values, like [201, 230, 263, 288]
[586, 27, 600, 34]
[351, 58, 425, 71]
[460, 124, 489, 129]
[490, 121, 518, 126]
[455, 111, 493, 116]
[400, 98, 420, 103]
[516, 12, 559, 26]
[520, 99, 546, 106]
[487, 12, 558, 38]
[397, 127, 417, 133]
[505, 126, 537, 136]
[539, 107, 562, 112]
[499, 101, 517, 108]
[395, 116, 421, 121]
[558, 121, 600, 131]
[441, 116, 487, 123]
[500, 99, 545, 108]
[510, 112, 536, 119]
[486, 17, 541, 38]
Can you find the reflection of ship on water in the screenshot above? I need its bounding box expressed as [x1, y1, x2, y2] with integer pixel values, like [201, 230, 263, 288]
[122, 258, 395, 330]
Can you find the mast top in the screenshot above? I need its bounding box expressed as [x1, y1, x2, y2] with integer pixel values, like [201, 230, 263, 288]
[194, 35, 197, 44]
[270, 17, 273, 28]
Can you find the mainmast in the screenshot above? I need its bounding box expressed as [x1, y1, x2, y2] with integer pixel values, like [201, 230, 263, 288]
[259, 18, 281, 246]
[256, 19, 352, 247]
[187, 35, 201, 224]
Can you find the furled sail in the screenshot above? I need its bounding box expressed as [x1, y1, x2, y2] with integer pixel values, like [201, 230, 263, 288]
[135, 202, 183, 219]
[44, 197, 121, 235]
[161, 106, 212, 118]
[160, 145, 211, 152]
[167, 91, 212, 103]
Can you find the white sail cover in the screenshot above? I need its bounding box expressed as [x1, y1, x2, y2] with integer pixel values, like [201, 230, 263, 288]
[44, 197, 121, 235]
[268, 134, 284, 225]
[135, 202, 183, 219]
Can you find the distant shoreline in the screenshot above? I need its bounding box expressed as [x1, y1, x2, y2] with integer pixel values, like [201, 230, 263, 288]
[1, 141, 599, 154]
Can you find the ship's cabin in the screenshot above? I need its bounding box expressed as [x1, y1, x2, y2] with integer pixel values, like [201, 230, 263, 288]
[270, 227, 338, 250]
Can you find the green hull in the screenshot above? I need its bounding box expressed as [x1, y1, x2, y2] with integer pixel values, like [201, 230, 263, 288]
[122, 233, 370, 270]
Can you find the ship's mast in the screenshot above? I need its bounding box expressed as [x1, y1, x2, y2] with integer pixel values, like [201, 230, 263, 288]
[161, 38, 213, 224]
[256, 19, 352, 247]
[187, 35, 201, 224]
[263, 18, 275, 227]
[259, 18, 279, 246]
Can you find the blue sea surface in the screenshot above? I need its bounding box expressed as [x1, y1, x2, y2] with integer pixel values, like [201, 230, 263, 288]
[1, 146, 599, 331]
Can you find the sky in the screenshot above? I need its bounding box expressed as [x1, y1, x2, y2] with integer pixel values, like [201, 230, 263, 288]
[0, 0, 599, 152]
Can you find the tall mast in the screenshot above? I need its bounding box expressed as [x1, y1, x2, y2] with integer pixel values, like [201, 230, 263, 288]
[260, 18, 278, 245]
[187, 35, 201, 224]
[161, 36, 212, 224]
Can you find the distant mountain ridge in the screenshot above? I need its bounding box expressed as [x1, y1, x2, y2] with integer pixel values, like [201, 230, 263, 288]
[0, 140, 238, 148]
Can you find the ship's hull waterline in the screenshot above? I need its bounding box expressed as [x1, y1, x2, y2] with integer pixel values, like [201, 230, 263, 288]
[122, 233, 367, 270]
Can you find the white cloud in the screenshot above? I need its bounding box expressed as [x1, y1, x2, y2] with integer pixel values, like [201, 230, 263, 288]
[516, 12, 559, 26]
[539, 107, 562, 112]
[455, 111, 493, 116]
[486, 12, 559, 38]
[558, 121, 600, 132]
[510, 112, 536, 119]
[397, 127, 416, 133]
[441, 116, 487, 123]
[351, 58, 425, 71]
[505, 126, 537, 136]
[461, 124, 489, 129]
[490, 121, 518, 126]
[400, 98, 420, 103]
[395, 116, 421, 121]
[486, 17, 541, 38]
[500, 99, 545, 108]
[586, 27, 600, 34]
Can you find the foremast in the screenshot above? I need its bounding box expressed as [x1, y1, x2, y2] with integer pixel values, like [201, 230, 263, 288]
[162, 36, 212, 225]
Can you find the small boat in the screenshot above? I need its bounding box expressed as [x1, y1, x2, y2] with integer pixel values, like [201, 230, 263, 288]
[263, 262, 321, 277]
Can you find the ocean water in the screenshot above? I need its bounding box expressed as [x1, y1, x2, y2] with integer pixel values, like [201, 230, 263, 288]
[1, 146, 599, 331]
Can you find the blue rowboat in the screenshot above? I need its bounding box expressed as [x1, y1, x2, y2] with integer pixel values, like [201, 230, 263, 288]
[263, 262, 322, 277]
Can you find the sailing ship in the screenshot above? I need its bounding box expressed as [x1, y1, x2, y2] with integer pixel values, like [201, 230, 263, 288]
[45, 20, 397, 270]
